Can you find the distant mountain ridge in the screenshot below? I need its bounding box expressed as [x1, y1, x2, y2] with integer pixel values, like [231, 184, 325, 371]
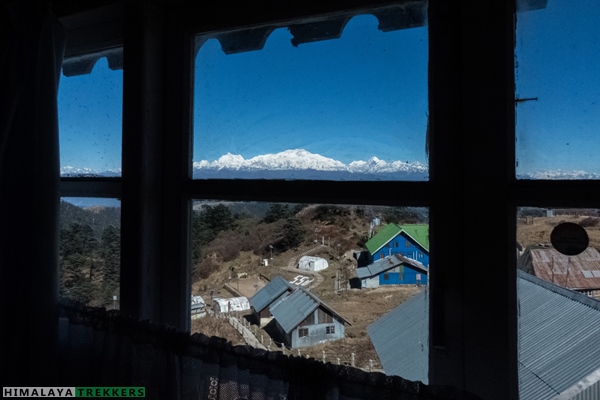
[192, 149, 429, 180]
[518, 170, 600, 180]
[61, 149, 600, 181]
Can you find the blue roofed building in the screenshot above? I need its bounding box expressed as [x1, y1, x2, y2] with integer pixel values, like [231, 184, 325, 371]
[249, 276, 294, 327]
[368, 270, 600, 400]
[269, 287, 350, 349]
[356, 253, 428, 288]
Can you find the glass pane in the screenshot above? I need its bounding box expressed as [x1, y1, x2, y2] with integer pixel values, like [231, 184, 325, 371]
[59, 198, 121, 308]
[191, 200, 429, 377]
[58, 56, 123, 177]
[516, 207, 600, 399]
[193, 9, 428, 181]
[515, 0, 600, 179]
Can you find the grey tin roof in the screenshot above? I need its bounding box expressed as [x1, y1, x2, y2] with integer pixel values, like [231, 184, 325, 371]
[367, 288, 429, 383]
[249, 275, 293, 313]
[356, 254, 428, 280]
[270, 289, 319, 334]
[367, 270, 600, 399]
[518, 270, 600, 400]
[270, 288, 351, 334]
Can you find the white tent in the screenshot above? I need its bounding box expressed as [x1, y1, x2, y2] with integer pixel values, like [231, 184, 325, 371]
[191, 295, 205, 307]
[298, 256, 328, 272]
[212, 297, 250, 315]
[191, 295, 206, 319]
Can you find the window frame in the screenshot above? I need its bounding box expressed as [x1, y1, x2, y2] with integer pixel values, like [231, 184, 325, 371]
[54, 1, 587, 399]
[298, 327, 309, 338]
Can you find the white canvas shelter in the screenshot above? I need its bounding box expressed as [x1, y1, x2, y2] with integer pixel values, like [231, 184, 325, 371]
[191, 295, 205, 306]
[298, 256, 328, 272]
[212, 297, 250, 315]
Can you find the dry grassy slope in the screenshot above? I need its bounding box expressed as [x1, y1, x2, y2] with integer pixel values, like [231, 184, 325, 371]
[190, 207, 425, 370]
[517, 215, 600, 249]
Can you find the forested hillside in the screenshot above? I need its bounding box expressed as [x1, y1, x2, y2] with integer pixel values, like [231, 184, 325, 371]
[59, 200, 428, 307]
[59, 201, 121, 306]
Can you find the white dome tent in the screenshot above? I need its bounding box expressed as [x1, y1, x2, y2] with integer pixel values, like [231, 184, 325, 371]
[298, 256, 328, 272]
[212, 297, 250, 315]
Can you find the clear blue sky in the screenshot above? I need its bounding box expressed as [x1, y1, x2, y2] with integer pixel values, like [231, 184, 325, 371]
[193, 14, 429, 165]
[516, 0, 600, 174]
[58, 58, 123, 173]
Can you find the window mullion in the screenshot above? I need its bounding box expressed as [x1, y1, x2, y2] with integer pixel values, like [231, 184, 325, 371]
[428, 1, 518, 399]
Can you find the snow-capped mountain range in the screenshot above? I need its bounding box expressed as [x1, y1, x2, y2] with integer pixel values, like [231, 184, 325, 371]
[192, 149, 428, 180]
[60, 148, 600, 180]
[61, 149, 429, 180]
[518, 170, 600, 180]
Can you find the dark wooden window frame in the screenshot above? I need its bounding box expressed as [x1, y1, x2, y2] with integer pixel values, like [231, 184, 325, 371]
[55, 1, 598, 398]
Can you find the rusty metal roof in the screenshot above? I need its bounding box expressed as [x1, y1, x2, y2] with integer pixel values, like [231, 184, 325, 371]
[528, 247, 600, 291]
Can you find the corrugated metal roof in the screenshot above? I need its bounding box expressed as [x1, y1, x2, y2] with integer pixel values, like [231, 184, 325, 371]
[367, 271, 600, 399]
[249, 275, 293, 313]
[528, 247, 600, 290]
[269, 287, 351, 334]
[270, 289, 319, 334]
[518, 271, 600, 400]
[356, 254, 428, 279]
[365, 224, 429, 255]
[367, 288, 428, 383]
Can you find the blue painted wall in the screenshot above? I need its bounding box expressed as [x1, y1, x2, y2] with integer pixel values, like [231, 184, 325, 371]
[372, 232, 429, 267]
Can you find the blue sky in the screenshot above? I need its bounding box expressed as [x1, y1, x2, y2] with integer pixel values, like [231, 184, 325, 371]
[58, 58, 123, 173]
[193, 14, 429, 165]
[516, 0, 600, 174]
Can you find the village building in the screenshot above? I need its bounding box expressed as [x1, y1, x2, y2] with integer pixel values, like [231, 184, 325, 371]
[518, 246, 600, 298]
[250, 275, 350, 348]
[354, 224, 429, 287]
[249, 276, 295, 327]
[365, 223, 429, 265]
[355, 253, 428, 288]
[368, 270, 600, 400]
[269, 287, 350, 349]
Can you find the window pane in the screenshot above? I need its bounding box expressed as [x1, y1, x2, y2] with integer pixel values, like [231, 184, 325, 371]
[59, 55, 123, 177]
[190, 201, 429, 376]
[516, 207, 600, 399]
[59, 198, 121, 308]
[515, 1, 600, 179]
[193, 9, 428, 181]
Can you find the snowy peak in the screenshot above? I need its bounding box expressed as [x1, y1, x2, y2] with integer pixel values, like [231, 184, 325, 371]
[192, 149, 424, 174]
[518, 170, 600, 180]
[190, 149, 429, 180]
[192, 149, 346, 171]
[348, 157, 427, 174]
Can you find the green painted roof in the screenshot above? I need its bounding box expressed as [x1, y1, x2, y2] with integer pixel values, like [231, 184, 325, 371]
[402, 224, 429, 251]
[365, 223, 429, 254]
[365, 223, 402, 254]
